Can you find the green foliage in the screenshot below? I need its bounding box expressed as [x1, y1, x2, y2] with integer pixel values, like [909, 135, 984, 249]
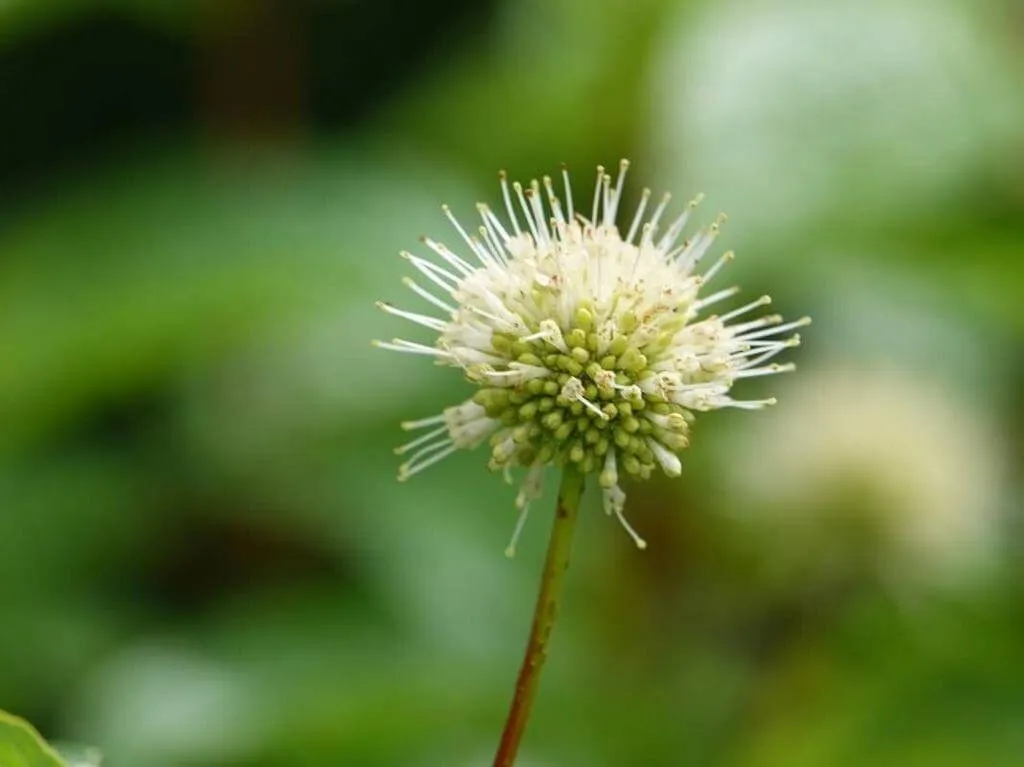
[0, 711, 69, 767]
[0, 0, 1021, 765]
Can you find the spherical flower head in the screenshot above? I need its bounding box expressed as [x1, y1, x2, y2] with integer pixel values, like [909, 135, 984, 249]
[375, 160, 808, 555]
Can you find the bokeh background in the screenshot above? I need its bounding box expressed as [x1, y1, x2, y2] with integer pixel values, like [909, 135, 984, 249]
[1, 0, 1022, 765]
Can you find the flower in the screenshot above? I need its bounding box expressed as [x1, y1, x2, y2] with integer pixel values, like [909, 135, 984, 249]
[726, 366, 1003, 589]
[374, 160, 807, 555]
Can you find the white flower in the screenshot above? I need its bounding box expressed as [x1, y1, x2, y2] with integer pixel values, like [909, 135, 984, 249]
[375, 160, 807, 554]
[727, 367, 1004, 589]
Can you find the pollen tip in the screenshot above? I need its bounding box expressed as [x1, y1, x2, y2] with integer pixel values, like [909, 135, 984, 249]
[767, 397, 779, 406]
[636, 539, 648, 550]
[504, 545, 517, 559]
[399, 250, 412, 259]
[620, 158, 630, 168]
[799, 316, 813, 326]
[724, 250, 735, 259]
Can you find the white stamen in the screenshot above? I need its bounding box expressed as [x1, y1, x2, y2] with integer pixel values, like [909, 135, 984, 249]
[401, 413, 447, 430]
[603, 485, 647, 549]
[394, 425, 449, 455]
[737, 316, 812, 342]
[499, 171, 521, 236]
[719, 295, 771, 324]
[402, 277, 457, 314]
[625, 188, 651, 244]
[376, 301, 447, 331]
[372, 338, 452, 357]
[398, 443, 458, 480]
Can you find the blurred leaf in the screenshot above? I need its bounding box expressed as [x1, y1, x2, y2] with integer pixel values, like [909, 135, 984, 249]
[0, 0, 197, 38]
[0, 143, 472, 452]
[0, 710, 67, 767]
[379, 0, 673, 174]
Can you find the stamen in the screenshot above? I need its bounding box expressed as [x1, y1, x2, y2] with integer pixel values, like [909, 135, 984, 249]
[607, 158, 629, 225]
[626, 188, 652, 244]
[700, 250, 734, 284]
[542, 176, 566, 228]
[657, 193, 704, 252]
[603, 485, 647, 549]
[527, 182, 551, 247]
[737, 316, 812, 342]
[641, 192, 672, 247]
[678, 213, 726, 270]
[719, 295, 771, 323]
[648, 438, 682, 477]
[499, 170, 521, 236]
[718, 397, 778, 410]
[401, 251, 460, 293]
[590, 165, 604, 225]
[375, 301, 447, 331]
[400, 413, 446, 430]
[372, 338, 452, 357]
[505, 503, 531, 558]
[441, 206, 492, 268]
[693, 285, 741, 311]
[423, 232, 475, 274]
[402, 277, 457, 314]
[477, 203, 512, 246]
[561, 163, 574, 221]
[514, 181, 541, 244]
[729, 314, 783, 335]
[398, 443, 458, 480]
[399, 436, 456, 468]
[733, 363, 796, 379]
[733, 337, 800, 370]
[561, 377, 609, 420]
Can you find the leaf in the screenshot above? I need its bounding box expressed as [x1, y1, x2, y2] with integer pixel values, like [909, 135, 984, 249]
[0, 710, 67, 767]
[0, 144, 472, 452]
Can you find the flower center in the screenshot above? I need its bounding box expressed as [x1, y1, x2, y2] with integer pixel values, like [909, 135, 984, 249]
[472, 317, 692, 479]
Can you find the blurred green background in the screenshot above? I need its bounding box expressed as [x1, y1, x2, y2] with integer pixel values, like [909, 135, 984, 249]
[1, 0, 1022, 765]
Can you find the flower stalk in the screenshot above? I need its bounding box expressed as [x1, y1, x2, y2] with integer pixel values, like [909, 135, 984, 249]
[492, 467, 586, 767]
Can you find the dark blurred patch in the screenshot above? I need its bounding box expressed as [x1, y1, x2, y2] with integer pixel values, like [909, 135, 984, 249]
[0, 11, 193, 204]
[0, 0, 501, 206]
[136, 506, 352, 616]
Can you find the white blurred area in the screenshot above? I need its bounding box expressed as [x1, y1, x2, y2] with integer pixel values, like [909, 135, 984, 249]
[648, 0, 1024, 240]
[725, 363, 1005, 590]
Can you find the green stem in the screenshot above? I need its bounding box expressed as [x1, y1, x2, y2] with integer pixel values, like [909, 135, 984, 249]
[492, 467, 586, 767]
